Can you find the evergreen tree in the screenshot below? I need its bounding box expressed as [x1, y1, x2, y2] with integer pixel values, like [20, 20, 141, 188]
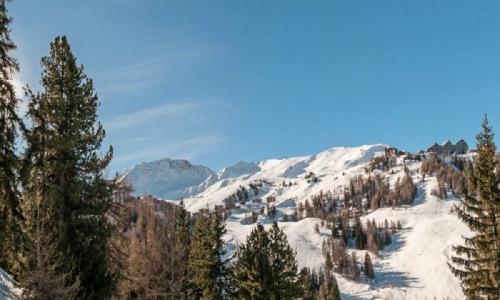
[298, 268, 319, 300]
[232, 224, 272, 300]
[232, 222, 301, 299]
[189, 209, 228, 299]
[268, 222, 300, 298]
[351, 253, 360, 281]
[175, 200, 192, 298]
[317, 269, 340, 300]
[0, 0, 23, 273]
[449, 115, 500, 299]
[22, 36, 115, 299]
[364, 253, 375, 280]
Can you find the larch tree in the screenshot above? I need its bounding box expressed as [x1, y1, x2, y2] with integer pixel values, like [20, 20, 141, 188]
[22, 36, 115, 299]
[449, 115, 500, 299]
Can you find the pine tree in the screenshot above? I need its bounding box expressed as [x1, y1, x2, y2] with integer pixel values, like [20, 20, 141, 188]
[449, 115, 500, 299]
[232, 222, 301, 299]
[22, 36, 115, 299]
[351, 252, 360, 281]
[364, 252, 375, 280]
[317, 269, 340, 300]
[175, 200, 192, 298]
[267, 222, 300, 299]
[0, 0, 23, 273]
[232, 224, 272, 299]
[298, 268, 319, 300]
[189, 209, 228, 299]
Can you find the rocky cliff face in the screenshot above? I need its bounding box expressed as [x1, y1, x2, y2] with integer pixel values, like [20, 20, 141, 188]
[426, 139, 468, 155]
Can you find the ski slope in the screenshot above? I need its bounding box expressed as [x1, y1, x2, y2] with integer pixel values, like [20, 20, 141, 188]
[184, 144, 469, 299]
[218, 177, 468, 299]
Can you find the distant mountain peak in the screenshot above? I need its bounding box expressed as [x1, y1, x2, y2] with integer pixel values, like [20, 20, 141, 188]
[123, 158, 216, 200]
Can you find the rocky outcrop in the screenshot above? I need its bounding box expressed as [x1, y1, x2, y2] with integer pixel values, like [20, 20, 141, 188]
[427, 139, 468, 155]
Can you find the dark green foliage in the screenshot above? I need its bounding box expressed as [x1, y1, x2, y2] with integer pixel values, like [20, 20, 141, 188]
[189, 209, 228, 299]
[317, 269, 340, 300]
[364, 253, 375, 280]
[175, 200, 192, 297]
[232, 222, 300, 299]
[449, 115, 500, 299]
[0, 0, 23, 273]
[298, 268, 320, 300]
[22, 36, 115, 299]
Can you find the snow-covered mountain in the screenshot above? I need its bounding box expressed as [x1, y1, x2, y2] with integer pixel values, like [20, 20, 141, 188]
[122, 158, 217, 200]
[121, 144, 469, 299]
[184, 144, 388, 211]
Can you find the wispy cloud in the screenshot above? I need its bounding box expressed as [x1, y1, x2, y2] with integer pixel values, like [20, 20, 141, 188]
[95, 41, 222, 95]
[112, 135, 224, 168]
[105, 100, 201, 130]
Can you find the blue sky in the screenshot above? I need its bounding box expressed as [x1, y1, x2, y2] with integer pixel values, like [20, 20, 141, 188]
[9, 0, 500, 173]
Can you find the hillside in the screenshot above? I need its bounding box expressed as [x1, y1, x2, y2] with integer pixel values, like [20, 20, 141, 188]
[178, 144, 468, 300]
[115, 144, 470, 299]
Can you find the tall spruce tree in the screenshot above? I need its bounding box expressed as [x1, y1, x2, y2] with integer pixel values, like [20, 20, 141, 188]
[449, 115, 500, 299]
[364, 252, 375, 280]
[188, 209, 228, 299]
[267, 222, 300, 298]
[317, 269, 340, 300]
[175, 200, 192, 298]
[232, 222, 301, 300]
[0, 0, 23, 273]
[232, 224, 272, 300]
[22, 36, 115, 299]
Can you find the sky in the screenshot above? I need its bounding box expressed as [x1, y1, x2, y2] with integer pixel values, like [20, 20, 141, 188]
[8, 0, 500, 173]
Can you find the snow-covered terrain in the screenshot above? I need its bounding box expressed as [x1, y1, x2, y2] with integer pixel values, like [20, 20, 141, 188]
[119, 144, 470, 299]
[122, 158, 217, 200]
[0, 268, 20, 300]
[184, 144, 388, 212]
[181, 144, 467, 299]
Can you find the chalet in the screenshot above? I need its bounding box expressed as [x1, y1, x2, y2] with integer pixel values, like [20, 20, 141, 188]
[267, 196, 276, 203]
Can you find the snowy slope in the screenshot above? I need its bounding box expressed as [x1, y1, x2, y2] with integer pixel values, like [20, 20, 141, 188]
[220, 179, 468, 299]
[183, 144, 469, 300]
[217, 161, 261, 180]
[346, 176, 468, 299]
[120, 144, 468, 299]
[0, 269, 20, 300]
[184, 144, 387, 212]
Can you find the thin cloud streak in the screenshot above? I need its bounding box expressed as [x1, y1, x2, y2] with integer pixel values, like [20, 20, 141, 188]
[105, 101, 201, 131]
[112, 135, 224, 168]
